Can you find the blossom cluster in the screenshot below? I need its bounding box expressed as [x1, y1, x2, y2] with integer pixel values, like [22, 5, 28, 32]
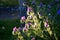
[12, 6, 53, 40]
[12, 1, 58, 40]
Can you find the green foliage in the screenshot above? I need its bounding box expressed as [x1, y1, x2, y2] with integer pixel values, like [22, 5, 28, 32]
[0, 0, 19, 6]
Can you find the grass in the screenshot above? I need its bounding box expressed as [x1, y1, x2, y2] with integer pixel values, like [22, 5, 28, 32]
[0, 18, 20, 40]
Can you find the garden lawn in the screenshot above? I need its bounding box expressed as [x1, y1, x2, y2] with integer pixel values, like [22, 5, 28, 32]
[0, 18, 20, 40]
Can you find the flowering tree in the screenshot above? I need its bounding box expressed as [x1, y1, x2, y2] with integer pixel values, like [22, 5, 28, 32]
[12, 0, 58, 40]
